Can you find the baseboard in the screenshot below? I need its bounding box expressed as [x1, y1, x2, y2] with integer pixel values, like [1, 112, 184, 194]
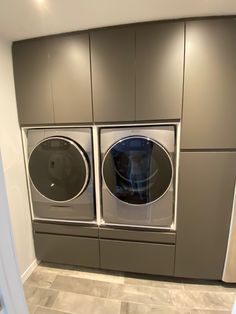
[21, 259, 38, 283]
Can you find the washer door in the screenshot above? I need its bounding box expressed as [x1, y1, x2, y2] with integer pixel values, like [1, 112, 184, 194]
[102, 136, 173, 205]
[29, 137, 90, 202]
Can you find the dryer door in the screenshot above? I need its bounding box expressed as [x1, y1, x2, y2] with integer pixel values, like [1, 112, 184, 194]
[29, 137, 90, 202]
[102, 136, 173, 205]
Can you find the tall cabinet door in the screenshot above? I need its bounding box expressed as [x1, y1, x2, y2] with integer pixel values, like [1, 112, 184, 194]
[181, 19, 236, 149]
[91, 28, 135, 122]
[175, 152, 236, 280]
[135, 22, 184, 121]
[49, 33, 92, 123]
[12, 39, 54, 125]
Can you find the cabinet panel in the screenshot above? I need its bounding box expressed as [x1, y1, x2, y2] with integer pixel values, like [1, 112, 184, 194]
[50, 34, 92, 123]
[182, 19, 236, 149]
[12, 39, 54, 125]
[175, 152, 236, 279]
[136, 22, 184, 121]
[100, 239, 175, 276]
[34, 233, 100, 268]
[91, 28, 135, 122]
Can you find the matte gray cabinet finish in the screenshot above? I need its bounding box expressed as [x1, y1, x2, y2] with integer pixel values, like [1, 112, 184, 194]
[181, 19, 236, 149]
[13, 33, 92, 125]
[99, 228, 176, 244]
[175, 152, 236, 280]
[33, 222, 98, 237]
[91, 28, 135, 122]
[135, 22, 184, 121]
[34, 233, 100, 268]
[100, 239, 175, 276]
[50, 34, 92, 123]
[12, 39, 54, 125]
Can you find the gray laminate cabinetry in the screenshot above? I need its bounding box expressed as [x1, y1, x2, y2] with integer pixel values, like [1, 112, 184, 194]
[13, 33, 92, 125]
[34, 233, 100, 268]
[12, 39, 54, 125]
[181, 19, 236, 149]
[135, 22, 185, 121]
[90, 28, 135, 122]
[175, 152, 236, 280]
[49, 34, 92, 123]
[100, 239, 175, 276]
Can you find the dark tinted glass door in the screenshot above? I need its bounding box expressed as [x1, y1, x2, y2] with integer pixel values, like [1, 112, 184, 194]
[103, 136, 173, 205]
[29, 137, 89, 202]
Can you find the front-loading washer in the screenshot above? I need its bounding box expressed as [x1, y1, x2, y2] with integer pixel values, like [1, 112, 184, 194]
[25, 127, 95, 223]
[100, 124, 178, 229]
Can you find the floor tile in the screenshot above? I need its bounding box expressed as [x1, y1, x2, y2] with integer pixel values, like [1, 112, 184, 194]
[24, 285, 59, 307]
[52, 290, 121, 314]
[120, 302, 190, 314]
[108, 282, 173, 306]
[170, 289, 236, 311]
[39, 263, 124, 284]
[190, 310, 231, 314]
[27, 303, 37, 314]
[25, 267, 57, 288]
[124, 273, 184, 290]
[34, 307, 72, 314]
[51, 275, 111, 298]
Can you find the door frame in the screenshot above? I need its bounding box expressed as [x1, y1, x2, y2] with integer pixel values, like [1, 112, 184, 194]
[0, 152, 28, 314]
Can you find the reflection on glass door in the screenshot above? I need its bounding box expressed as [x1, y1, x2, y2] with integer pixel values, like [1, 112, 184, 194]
[103, 136, 173, 205]
[29, 137, 89, 202]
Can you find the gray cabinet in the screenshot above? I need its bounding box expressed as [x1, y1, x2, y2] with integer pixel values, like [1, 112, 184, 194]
[100, 239, 175, 276]
[34, 232, 100, 268]
[91, 28, 135, 122]
[181, 19, 236, 149]
[175, 152, 236, 280]
[135, 22, 184, 121]
[50, 34, 92, 123]
[13, 33, 92, 125]
[13, 39, 54, 125]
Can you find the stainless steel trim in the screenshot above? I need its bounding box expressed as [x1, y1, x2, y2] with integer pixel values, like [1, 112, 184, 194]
[222, 178, 236, 282]
[172, 122, 181, 231]
[92, 126, 101, 226]
[100, 220, 174, 231]
[33, 217, 97, 225]
[101, 135, 174, 207]
[28, 136, 90, 203]
[96, 121, 180, 128]
[21, 128, 36, 221]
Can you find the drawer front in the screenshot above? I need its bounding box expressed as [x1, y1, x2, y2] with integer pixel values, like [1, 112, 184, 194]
[99, 228, 176, 244]
[33, 222, 99, 238]
[34, 233, 99, 268]
[100, 239, 175, 276]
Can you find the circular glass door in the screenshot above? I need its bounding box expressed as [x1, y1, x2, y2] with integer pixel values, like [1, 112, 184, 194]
[29, 137, 89, 202]
[102, 136, 173, 205]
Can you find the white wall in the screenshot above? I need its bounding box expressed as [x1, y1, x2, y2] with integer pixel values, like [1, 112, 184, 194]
[0, 36, 36, 278]
[0, 153, 28, 313]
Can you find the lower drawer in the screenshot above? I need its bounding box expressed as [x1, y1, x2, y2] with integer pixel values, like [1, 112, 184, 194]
[100, 239, 175, 276]
[34, 233, 100, 268]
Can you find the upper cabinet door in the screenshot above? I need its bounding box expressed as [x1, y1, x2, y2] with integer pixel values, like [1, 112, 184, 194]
[182, 19, 236, 149]
[135, 22, 184, 121]
[12, 39, 54, 125]
[50, 34, 92, 123]
[91, 28, 135, 122]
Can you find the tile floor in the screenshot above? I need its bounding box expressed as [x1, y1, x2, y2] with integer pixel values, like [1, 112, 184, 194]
[24, 263, 236, 314]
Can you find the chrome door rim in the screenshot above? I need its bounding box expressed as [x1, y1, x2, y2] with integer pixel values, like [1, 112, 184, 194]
[28, 136, 90, 203]
[102, 135, 174, 207]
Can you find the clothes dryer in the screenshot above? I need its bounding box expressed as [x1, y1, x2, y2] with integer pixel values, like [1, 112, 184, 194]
[100, 124, 178, 229]
[26, 127, 95, 223]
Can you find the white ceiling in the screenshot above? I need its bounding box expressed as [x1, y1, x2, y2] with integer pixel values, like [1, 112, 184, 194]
[0, 0, 236, 41]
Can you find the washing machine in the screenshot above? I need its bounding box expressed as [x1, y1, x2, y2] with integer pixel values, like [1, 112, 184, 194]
[26, 127, 95, 223]
[100, 124, 178, 229]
